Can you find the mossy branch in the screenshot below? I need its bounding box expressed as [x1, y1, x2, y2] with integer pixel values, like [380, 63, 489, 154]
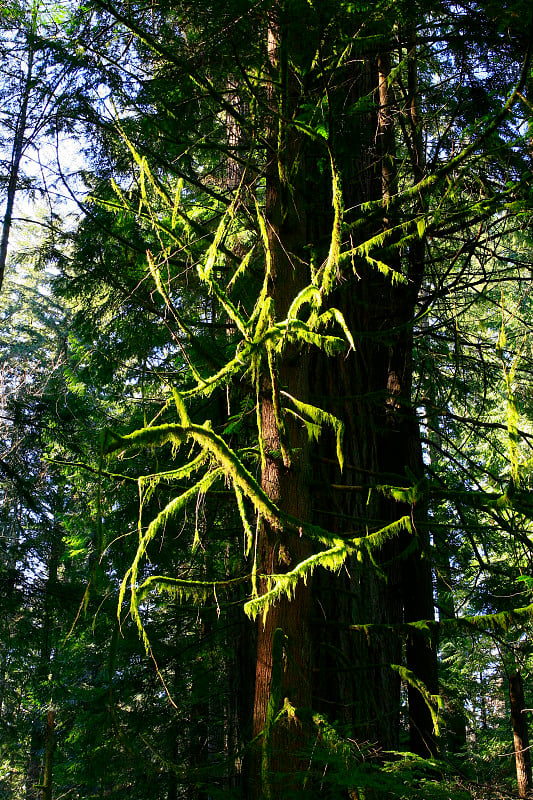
[391, 664, 442, 736]
[137, 574, 251, 605]
[196, 197, 249, 338]
[350, 603, 533, 640]
[245, 540, 348, 623]
[119, 467, 223, 650]
[318, 148, 344, 295]
[105, 421, 283, 529]
[281, 391, 344, 472]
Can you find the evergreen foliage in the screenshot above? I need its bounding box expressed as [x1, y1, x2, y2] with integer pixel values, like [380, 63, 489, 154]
[2, 1, 533, 799]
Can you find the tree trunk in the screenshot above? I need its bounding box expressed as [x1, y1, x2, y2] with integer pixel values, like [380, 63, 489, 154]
[25, 719, 43, 800]
[510, 670, 532, 799]
[250, 10, 314, 796]
[41, 710, 55, 800]
[310, 42, 438, 757]
[0, 0, 37, 292]
[250, 6, 438, 790]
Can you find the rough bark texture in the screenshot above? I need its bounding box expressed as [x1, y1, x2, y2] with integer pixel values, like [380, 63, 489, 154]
[42, 710, 55, 800]
[510, 670, 532, 799]
[310, 46, 437, 757]
[250, 9, 438, 794]
[250, 11, 314, 795]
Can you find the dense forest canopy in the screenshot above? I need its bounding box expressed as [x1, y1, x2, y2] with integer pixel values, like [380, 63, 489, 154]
[2, 1, 533, 798]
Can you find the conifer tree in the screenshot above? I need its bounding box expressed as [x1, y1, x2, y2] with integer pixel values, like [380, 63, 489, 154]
[3, 0, 533, 798]
[53, 1, 533, 795]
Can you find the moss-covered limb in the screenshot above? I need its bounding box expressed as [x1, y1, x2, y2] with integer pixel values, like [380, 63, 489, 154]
[95, 190, 183, 250]
[233, 481, 254, 556]
[227, 245, 256, 292]
[182, 351, 250, 399]
[244, 540, 348, 622]
[377, 477, 428, 506]
[337, 222, 412, 285]
[105, 421, 283, 529]
[119, 468, 224, 648]
[431, 483, 533, 518]
[348, 603, 533, 640]
[110, 117, 236, 255]
[345, 34, 533, 232]
[43, 456, 139, 484]
[245, 517, 416, 623]
[105, 421, 342, 550]
[274, 318, 346, 355]
[314, 307, 356, 352]
[186, 422, 283, 526]
[111, 422, 417, 563]
[170, 387, 190, 426]
[138, 451, 209, 504]
[391, 664, 443, 736]
[267, 345, 291, 469]
[496, 310, 525, 487]
[246, 200, 273, 332]
[254, 361, 267, 477]
[287, 284, 322, 320]
[318, 147, 344, 296]
[462, 604, 533, 635]
[137, 573, 252, 605]
[347, 515, 413, 555]
[249, 315, 347, 359]
[146, 251, 209, 385]
[284, 288, 356, 355]
[196, 196, 250, 338]
[281, 391, 344, 472]
[341, 42, 533, 277]
[156, 306, 347, 403]
[103, 424, 183, 455]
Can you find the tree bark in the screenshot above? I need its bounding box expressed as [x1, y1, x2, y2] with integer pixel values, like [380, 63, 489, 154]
[41, 710, 55, 800]
[250, 5, 438, 789]
[0, 1, 37, 292]
[250, 10, 314, 796]
[310, 41, 438, 758]
[25, 719, 43, 800]
[510, 670, 532, 799]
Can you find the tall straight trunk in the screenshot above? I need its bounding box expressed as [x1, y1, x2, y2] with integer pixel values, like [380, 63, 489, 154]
[228, 591, 256, 792]
[41, 710, 55, 800]
[510, 670, 532, 799]
[24, 515, 61, 800]
[25, 720, 43, 800]
[250, 6, 438, 787]
[428, 393, 466, 752]
[400, 25, 439, 756]
[250, 9, 314, 796]
[0, 0, 37, 292]
[311, 40, 437, 757]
